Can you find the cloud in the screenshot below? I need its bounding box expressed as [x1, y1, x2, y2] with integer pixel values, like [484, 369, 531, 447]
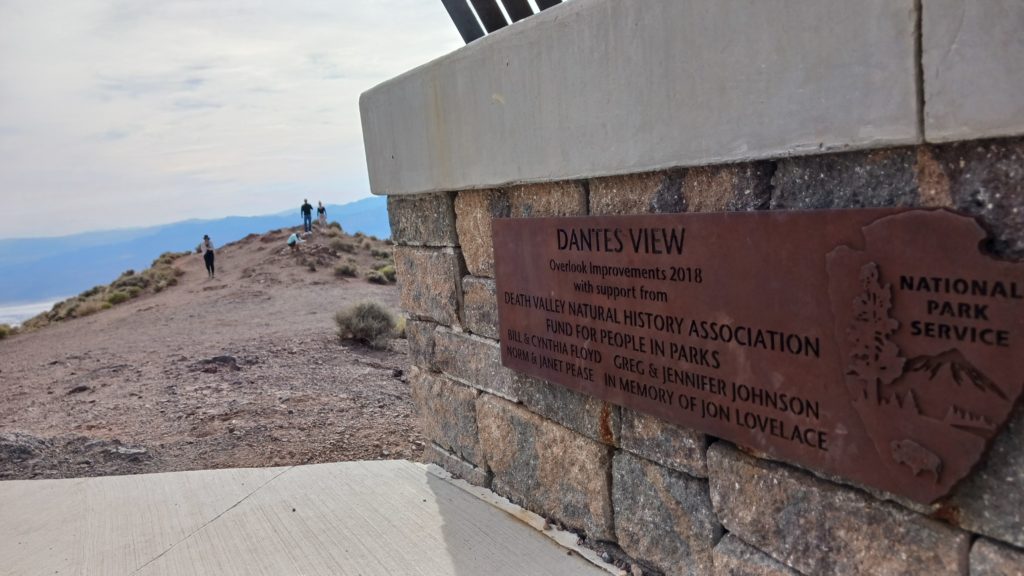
[0, 0, 463, 238]
[172, 98, 222, 111]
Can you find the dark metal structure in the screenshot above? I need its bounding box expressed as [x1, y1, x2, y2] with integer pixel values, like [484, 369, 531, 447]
[441, 0, 562, 44]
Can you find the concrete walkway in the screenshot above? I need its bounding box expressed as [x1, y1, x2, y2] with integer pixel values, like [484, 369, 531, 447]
[0, 460, 611, 576]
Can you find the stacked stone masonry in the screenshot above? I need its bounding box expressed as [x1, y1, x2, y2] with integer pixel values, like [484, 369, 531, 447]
[390, 137, 1024, 576]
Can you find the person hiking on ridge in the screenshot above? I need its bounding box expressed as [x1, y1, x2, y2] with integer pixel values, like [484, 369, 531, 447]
[301, 199, 313, 233]
[202, 235, 215, 278]
[317, 201, 327, 229]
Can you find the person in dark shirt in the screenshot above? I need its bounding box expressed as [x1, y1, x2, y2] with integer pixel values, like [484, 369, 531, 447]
[202, 235, 215, 278]
[300, 199, 313, 233]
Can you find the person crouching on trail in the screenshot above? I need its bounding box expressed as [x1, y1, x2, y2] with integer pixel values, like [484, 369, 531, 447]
[288, 232, 300, 252]
[301, 199, 313, 233]
[203, 235, 216, 278]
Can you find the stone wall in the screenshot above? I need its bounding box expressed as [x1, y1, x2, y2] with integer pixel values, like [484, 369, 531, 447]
[364, 1, 1024, 572]
[387, 137, 1024, 576]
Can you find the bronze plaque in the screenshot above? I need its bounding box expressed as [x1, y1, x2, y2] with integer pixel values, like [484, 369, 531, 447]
[493, 209, 1024, 503]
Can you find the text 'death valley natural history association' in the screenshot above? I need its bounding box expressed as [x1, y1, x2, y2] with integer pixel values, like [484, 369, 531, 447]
[492, 209, 1024, 503]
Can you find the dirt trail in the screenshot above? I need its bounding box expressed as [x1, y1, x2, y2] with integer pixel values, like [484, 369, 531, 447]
[0, 227, 422, 480]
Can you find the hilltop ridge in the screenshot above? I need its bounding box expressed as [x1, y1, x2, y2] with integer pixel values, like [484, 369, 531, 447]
[0, 196, 390, 304]
[0, 224, 422, 479]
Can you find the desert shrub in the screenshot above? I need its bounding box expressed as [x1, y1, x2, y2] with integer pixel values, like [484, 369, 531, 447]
[371, 249, 391, 260]
[153, 275, 178, 292]
[151, 252, 178, 268]
[368, 235, 380, 242]
[0, 324, 12, 340]
[328, 221, 342, 231]
[21, 314, 49, 331]
[365, 270, 389, 285]
[394, 316, 407, 339]
[307, 262, 317, 272]
[153, 251, 189, 267]
[136, 254, 184, 298]
[335, 264, 358, 278]
[335, 302, 396, 349]
[331, 239, 356, 254]
[144, 267, 169, 282]
[106, 291, 131, 305]
[371, 262, 396, 278]
[377, 265, 396, 283]
[79, 285, 103, 298]
[113, 274, 149, 290]
[126, 286, 142, 298]
[76, 301, 108, 317]
[353, 231, 365, 239]
[44, 298, 81, 321]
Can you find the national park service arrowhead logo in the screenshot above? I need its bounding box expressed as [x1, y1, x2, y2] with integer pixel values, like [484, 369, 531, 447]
[827, 210, 1024, 503]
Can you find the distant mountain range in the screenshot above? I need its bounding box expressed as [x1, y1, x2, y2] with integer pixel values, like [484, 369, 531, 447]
[0, 196, 389, 305]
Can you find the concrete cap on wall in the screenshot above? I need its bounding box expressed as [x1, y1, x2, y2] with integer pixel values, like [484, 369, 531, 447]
[360, 0, 933, 197]
[922, 0, 1024, 143]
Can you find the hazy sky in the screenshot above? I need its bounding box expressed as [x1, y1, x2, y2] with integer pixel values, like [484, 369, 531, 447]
[0, 0, 464, 238]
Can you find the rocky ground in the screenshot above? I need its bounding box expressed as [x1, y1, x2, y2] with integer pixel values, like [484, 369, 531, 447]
[0, 226, 423, 480]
